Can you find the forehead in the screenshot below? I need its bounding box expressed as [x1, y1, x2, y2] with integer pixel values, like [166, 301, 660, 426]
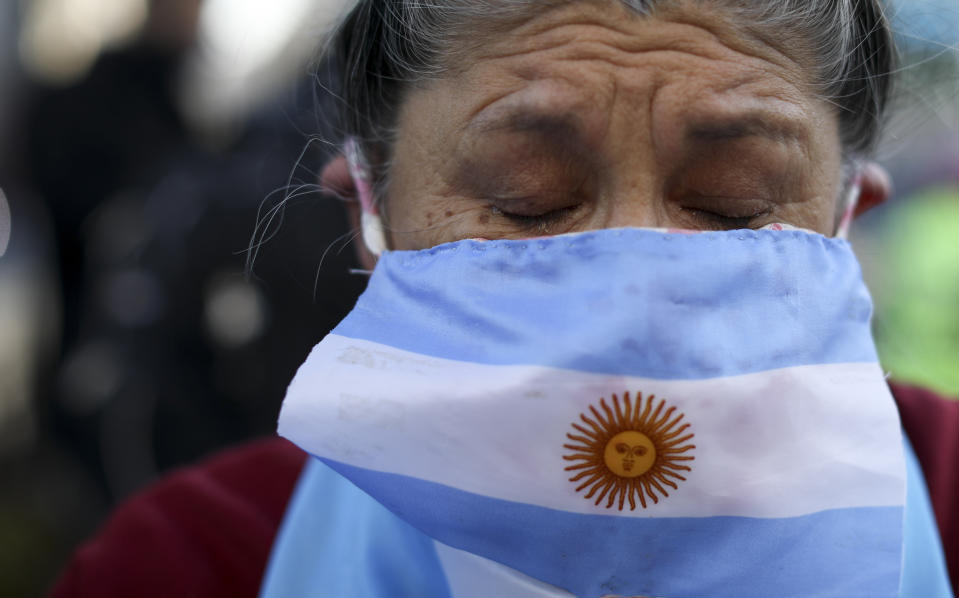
[450, 0, 804, 74]
[411, 0, 830, 150]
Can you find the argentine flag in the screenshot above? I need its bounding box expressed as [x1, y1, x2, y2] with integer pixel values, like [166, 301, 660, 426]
[278, 228, 906, 598]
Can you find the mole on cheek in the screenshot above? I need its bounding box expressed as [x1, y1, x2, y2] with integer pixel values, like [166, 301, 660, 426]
[478, 212, 491, 225]
[445, 210, 453, 217]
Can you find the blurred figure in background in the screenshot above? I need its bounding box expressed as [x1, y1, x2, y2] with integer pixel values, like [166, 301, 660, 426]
[2, 0, 360, 595]
[24, 0, 201, 356]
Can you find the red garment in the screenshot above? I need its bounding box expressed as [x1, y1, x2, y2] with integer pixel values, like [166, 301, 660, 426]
[49, 385, 958, 598]
[47, 438, 307, 598]
[891, 382, 959, 589]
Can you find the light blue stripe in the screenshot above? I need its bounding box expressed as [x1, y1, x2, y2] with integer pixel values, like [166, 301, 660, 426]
[321, 457, 903, 598]
[335, 229, 878, 379]
[261, 442, 948, 597]
[258, 458, 450, 598]
[901, 436, 954, 597]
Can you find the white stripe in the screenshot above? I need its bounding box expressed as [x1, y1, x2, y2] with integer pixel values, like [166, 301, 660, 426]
[434, 541, 574, 598]
[280, 335, 905, 519]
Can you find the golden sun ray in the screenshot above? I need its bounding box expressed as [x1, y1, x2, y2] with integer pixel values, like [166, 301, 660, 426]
[563, 391, 695, 511]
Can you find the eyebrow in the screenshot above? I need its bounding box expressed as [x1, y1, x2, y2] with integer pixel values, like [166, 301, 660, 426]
[469, 106, 808, 152]
[466, 107, 597, 168]
[471, 108, 586, 142]
[685, 114, 808, 146]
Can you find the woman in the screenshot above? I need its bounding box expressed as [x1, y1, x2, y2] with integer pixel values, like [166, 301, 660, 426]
[51, 1, 956, 597]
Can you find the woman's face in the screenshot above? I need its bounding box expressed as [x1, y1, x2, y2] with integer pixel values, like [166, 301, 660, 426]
[382, 1, 844, 250]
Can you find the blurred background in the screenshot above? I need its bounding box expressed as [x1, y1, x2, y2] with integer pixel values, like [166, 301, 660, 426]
[0, 0, 957, 595]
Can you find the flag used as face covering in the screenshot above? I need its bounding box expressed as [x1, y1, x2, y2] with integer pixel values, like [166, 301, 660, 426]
[277, 227, 906, 598]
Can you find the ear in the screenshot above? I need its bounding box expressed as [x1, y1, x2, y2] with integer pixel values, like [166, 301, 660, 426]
[853, 161, 892, 218]
[321, 155, 378, 271]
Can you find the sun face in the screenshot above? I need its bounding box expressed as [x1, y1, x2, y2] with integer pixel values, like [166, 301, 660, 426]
[563, 392, 695, 511]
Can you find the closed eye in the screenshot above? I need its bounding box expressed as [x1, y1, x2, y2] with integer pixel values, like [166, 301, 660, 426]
[490, 202, 583, 232]
[678, 192, 773, 230]
[681, 207, 770, 230]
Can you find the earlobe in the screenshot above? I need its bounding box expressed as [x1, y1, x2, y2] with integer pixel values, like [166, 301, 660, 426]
[854, 162, 892, 218]
[343, 138, 389, 258]
[321, 154, 380, 270]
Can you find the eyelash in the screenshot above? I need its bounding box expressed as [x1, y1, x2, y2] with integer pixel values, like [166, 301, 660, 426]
[681, 207, 771, 230]
[487, 194, 771, 231]
[491, 204, 581, 228]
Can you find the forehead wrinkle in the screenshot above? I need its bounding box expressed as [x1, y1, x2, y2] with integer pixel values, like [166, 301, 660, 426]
[456, 62, 618, 144]
[464, 46, 810, 148]
[457, 54, 782, 145]
[459, 37, 809, 131]
[474, 25, 729, 75]
[453, 1, 806, 87]
[496, 0, 645, 43]
[653, 3, 807, 78]
[684, 73, 813, 139]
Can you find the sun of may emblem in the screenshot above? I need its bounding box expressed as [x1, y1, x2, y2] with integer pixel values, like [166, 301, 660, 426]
[563, 391, 695, 511]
